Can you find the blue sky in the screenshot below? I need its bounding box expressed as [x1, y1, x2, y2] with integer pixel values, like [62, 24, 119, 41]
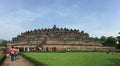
[0, 0, 120, 40]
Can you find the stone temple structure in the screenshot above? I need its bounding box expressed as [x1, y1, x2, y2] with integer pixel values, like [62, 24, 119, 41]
[8, 25, 115, 51]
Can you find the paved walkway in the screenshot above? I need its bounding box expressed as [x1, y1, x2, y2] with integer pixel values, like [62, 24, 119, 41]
[1, 55, 35, 66]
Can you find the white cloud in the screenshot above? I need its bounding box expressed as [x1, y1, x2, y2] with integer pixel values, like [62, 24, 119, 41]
[65, 24, 119, 38]
[89, 30, 119, 38]
[0, 9, 47, 40]
[0, 9, 40, 24]
[0, 24, 26, 40]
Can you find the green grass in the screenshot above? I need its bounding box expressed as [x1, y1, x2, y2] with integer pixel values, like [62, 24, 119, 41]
[0, 55, 5, 65]
[21, 52, 120, 66]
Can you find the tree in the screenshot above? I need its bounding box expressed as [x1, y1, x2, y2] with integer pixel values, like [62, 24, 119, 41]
[100, 36, 107, 45]
[0, 40, 7, 46]
[105, 36, 117, 47]
[94, 37, 100, 40]
[100, 36, 117, 47]
[116, 32, 120, 49]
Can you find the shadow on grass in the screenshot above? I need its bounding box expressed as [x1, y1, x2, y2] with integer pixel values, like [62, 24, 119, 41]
[104, 59, 120, 66]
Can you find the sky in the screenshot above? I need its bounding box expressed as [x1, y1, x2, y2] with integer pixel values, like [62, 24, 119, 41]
[0, 0, 120, 40]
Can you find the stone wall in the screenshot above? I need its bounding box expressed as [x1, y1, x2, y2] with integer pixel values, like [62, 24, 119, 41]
[6, 43, 116, 51]
[43, 44, 116, 51]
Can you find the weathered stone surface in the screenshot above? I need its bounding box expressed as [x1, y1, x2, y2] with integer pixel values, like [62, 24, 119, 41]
[7, 25, 115, 51]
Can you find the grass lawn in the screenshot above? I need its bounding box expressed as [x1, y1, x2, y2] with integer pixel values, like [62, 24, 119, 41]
[0, 55, 5, 65]
[21, 52, 120, 66]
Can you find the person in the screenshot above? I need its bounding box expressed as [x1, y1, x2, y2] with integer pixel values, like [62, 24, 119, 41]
[15, 47, 19, 60]
[10, 46, 16, 61]
[67, 48, 70, 52]
[27, 47, 30, 52]
[3, 48, 8, 57]
[46, 47, 49, 52]
[38, 47, 42, 51]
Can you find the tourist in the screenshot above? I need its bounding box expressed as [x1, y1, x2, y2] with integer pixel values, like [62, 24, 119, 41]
[27, 47, 30, 52]
[111, 49, 115, 55]
[46, 47, 49, 52]
[54, 47, 57, 52]
[15, 47, 19, 60]
[3, 47, 8, 57]
[50, 47, 53, 52]
[38, 47, 42, 51]
[10, 46, 16, 61]
[51, 47, 57, 52]
[67, 48, 70, 52]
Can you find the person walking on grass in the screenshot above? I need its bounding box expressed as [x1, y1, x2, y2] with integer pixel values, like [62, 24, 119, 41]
[10, 46, 16, 61]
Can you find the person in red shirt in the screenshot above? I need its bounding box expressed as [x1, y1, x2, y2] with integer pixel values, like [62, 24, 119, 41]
[10, 46, 16, 61]
[3, 48, 7, 57]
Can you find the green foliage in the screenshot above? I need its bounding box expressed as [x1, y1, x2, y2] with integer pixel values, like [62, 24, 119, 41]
[100, 36, 107, 42]
[116, 32, 120, 49]
[0, 40, 7, 46]
[100, 36, 117, 47]
[94, 37, 100, 40]
[21, 52, 120, 66]
[0, 55, 5, 65]
[105, 36, 117, 47]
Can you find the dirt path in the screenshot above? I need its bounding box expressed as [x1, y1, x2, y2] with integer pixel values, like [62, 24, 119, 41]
[1, 55, 35, 66]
